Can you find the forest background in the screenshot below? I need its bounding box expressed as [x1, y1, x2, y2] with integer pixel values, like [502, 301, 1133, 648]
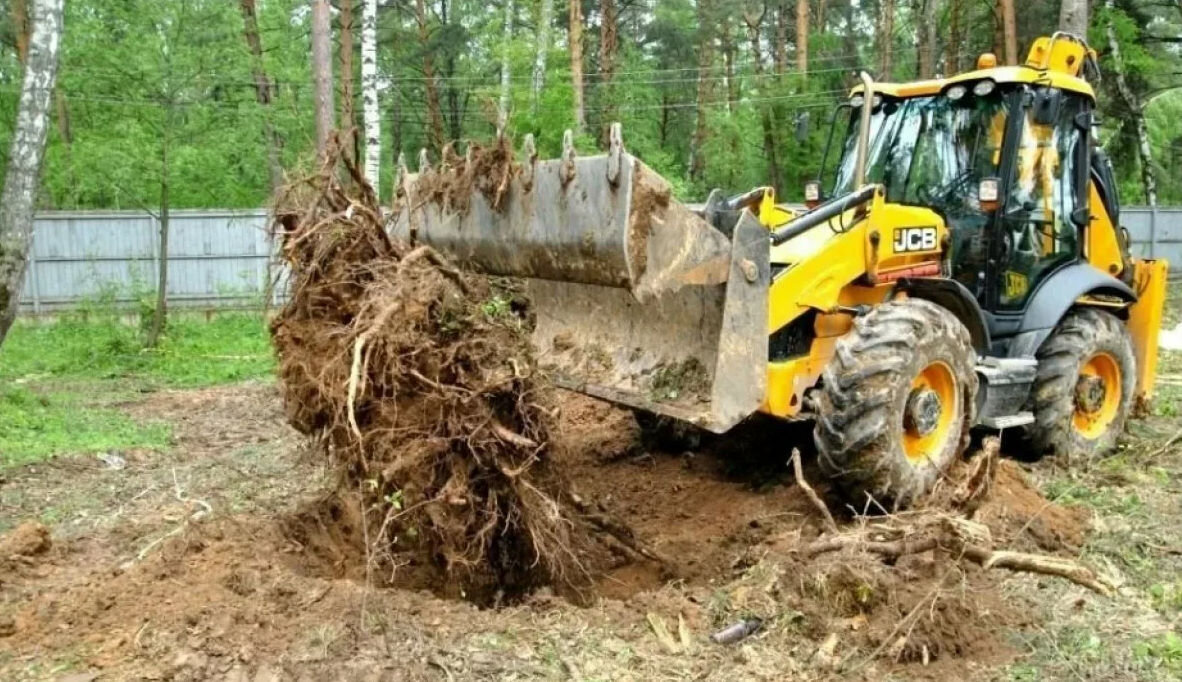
[0, 0, 1179, 215]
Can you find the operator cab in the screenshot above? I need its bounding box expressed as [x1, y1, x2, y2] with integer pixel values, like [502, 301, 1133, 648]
[811, 49, 1103, 332]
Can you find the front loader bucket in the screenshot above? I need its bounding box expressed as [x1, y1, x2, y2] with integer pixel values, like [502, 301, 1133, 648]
[390, 127, 769, 433]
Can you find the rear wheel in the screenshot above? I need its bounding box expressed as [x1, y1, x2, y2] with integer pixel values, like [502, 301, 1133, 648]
[1027, 308, 1134, 459]
[814, 299, 978, 509]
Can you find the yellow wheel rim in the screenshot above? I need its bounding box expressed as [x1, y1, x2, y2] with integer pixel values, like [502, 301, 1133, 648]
[1073, 352, 1121, 440]
[902, 361, 957, 464]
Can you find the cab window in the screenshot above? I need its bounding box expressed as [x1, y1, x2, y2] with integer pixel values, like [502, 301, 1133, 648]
[995, 90, 1087, 309]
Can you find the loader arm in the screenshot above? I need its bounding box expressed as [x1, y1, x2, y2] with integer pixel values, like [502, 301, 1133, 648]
[761, 189, 950, 418]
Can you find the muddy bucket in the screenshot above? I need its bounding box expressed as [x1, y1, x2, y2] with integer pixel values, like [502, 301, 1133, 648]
[390, 127, 769, 433]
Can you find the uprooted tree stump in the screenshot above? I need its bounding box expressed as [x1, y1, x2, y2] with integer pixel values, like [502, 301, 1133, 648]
[269, 150, 594, 604]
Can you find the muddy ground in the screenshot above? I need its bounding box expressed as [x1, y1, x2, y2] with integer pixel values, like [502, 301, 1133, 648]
[1, 381, 1180, 680]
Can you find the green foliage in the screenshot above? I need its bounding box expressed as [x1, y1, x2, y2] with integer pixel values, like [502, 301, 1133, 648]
[1133, 632, 1182, 673]
[0, 0, 1178, 211]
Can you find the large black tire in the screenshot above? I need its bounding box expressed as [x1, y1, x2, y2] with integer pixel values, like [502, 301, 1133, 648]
[814, 299, 978, 509]
[1027, 308, 1135, 459]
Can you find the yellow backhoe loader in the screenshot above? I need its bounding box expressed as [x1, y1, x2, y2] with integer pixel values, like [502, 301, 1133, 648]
[392, 33, 1169, 507]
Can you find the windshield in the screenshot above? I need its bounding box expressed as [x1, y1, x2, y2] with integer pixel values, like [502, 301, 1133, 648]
[829, 92, 1009, 211]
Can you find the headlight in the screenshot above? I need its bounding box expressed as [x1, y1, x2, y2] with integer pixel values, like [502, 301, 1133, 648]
[850, 94, 865, 108]
[973, 79, 996, 97]
[946, 85, 968, 101]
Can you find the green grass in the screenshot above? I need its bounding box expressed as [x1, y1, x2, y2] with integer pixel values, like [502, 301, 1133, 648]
[0, 312, 275, 387]
[0, 311, 275, 467]
[0, 385, 171, 467]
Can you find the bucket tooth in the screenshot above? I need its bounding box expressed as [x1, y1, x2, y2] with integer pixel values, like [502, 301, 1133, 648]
[560, 129, 576, 185]
[521, 133, 537, 190]
[607, 122, 622, 185]
[440, 142, 458, 171]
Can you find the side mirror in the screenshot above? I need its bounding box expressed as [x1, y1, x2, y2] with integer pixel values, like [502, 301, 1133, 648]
[795, 112, 810, 142]
[1033, 88, 1062, 125]
[804, 180, 821, 209]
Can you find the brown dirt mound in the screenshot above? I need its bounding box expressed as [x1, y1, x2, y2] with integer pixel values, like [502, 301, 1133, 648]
[0, 522, 51, 558]
[270, 150, 590, 605]
[976, 459, 1090, 552]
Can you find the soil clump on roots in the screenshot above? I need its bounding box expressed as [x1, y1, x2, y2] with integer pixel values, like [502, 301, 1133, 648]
[270, 152, 590, 605]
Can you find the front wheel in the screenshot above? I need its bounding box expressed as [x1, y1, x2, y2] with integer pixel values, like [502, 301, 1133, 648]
[814, 299, 978, 509]
[1027, 308, 1135, 459]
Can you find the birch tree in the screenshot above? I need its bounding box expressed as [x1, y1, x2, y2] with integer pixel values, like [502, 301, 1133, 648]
[498, 0, 514, 130]
[1104, 0, 1157, 206]
[311, 0, 335, 160]
[361, 0, 381, 186]
[0, 0, 62, 345]
[531, 0, 554, 115]
[1058, 0, 1088, 37]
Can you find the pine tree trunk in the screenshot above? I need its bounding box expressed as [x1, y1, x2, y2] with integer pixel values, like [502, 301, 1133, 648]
[240, 0, 284, 192]
[598, 0, 618, 145]
[689, 0, 713, 182]
[878, 0, 895, 77]
[531, 0, 554, 115]
[919, 0, 938, 78]
[722, 19, 738, 109]
[1058, 0, 1088, 37]
[339, 0, 356, 161]
[796, 0, 808, 75]
[390, 72, 403, 167]
[498, 0, 514, 130]
[1104, 1, 1156, 206]
[311, 0, 335, 160]
[744, 6, 781, 192]
[773, 1, 787, 74]
[569, 0, 586, 134]
[0, 0, 63, 345]
[1000, 0, 1017, 65]
[945, 0, 961, 73]
[361, 0, 381, 187]
[815, 0, 827, 31]
[415, 0, 447, 152]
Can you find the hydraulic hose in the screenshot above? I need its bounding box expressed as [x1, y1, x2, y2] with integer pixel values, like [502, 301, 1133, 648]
[769, 184, 877, 246]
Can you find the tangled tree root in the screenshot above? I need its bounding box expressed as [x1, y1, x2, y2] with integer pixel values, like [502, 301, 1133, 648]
[270, 150, 590, 605]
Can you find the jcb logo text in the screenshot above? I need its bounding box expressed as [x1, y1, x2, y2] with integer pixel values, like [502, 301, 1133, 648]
[892, 227, 937, 253]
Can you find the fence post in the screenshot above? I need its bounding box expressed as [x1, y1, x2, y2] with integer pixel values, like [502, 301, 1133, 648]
[27, 227, 41, 315]
[1149, 206, 1158, 260]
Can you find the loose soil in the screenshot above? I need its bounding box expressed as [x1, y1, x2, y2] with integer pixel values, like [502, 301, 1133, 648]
[0, 381, 1100, 680]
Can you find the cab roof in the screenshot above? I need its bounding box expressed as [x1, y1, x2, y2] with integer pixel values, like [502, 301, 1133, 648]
[856, 65, 1095, 101]
[852, 36, 1098, 101]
